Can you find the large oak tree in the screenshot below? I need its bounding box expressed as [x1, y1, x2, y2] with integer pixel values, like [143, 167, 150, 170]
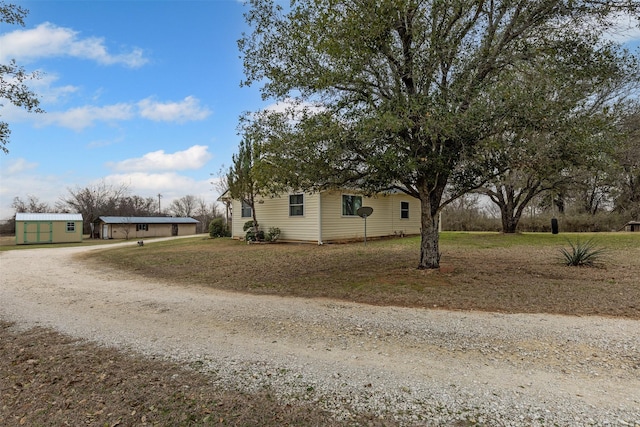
[613, 109, 640, 219]
[476, 44, 639, 233]
[240, 0, 640, 268]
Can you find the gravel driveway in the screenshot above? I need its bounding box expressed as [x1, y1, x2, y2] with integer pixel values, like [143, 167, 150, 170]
[1, 238, 639, 426]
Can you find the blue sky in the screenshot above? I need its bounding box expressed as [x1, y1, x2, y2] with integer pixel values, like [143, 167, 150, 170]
[1, 1, 639, 220]
[0, 0, 272, 219]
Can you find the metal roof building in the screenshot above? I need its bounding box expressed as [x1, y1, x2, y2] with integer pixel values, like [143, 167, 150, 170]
[15, 213, 84, 245]
[16, 213, 83, 222]
[95, 216, 199, 240]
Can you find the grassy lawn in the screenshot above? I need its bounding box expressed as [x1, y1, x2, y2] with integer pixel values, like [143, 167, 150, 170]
[0, 235, 124, 251]
[82, 232, 640, 319]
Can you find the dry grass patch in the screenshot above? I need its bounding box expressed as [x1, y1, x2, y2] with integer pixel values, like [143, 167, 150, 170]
[0, 321, 394, 427]
[0, 235, 125, 251]
[3, 232, 637, 426]
[83, 232, 640, 319]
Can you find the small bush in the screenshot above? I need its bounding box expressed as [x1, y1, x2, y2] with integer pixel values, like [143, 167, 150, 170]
[560, 238, 607, 267]
[243, 220, 264, 241]
[208, 218, 230, 238]
[245, 229, 264, 242]
[266, 227, 281, 242]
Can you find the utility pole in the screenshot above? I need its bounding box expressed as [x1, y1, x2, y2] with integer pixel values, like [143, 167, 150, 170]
[157, 193, 162, 215]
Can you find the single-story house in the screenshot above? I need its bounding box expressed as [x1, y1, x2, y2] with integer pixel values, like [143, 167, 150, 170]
[95, 216, 199, 240]
[623, 221, 640, 232]
[15, 213, 83, 245]
[221, 190, 421, 244]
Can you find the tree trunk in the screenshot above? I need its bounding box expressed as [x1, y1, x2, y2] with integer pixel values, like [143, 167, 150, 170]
[250, 198, 260, 238]
[251, 208, 259, 232]
[418, 191, 441, 269]
[501, 204, 519, 233]
[497, 182, 540, 233]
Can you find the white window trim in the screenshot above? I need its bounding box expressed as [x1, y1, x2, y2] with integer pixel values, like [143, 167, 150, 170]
[400, 201, 410, 219]
[240, 201, 252, 218]
[341, 194, 362, 217]
[289, 194, 304, 217]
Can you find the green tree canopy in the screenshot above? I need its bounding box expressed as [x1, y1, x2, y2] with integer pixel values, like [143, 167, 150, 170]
[240, 0, 640, 268]
[0, 1, 44, 153]
[613, 109, 640, 218]
[476, 64, 640, 232]
[227, 118, 265, 233]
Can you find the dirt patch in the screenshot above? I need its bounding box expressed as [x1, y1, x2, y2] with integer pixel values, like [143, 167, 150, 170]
[0, 321, 391, 427]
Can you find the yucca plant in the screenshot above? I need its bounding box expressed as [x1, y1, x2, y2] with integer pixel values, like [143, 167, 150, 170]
[560, 238, 607, 267]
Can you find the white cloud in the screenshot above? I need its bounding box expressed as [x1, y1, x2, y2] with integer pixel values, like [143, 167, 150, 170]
[87, 135, 125, 149]
[103, 172, 199, 191]
[257, 98, 326, 126]
[0, 22, 148, 68]
[0, 157, 38, 176]
[592, 13, 640, 44]
[0, 163, 218, 220]
[101, 172, 217, 212]
[38, 103, 135, 131]
[0, 158, 65, 219]
[609, 14, 640, 44]
[138, 96, 212, 123]
[24, 72, 79, 103]
[107, 145, 212, 172]
[0, 73, 77, 124]
[264, 97, 326, 117]
[4, 94, 211, 131]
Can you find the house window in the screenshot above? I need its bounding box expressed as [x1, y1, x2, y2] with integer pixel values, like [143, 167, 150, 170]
[401, 201, 409, 219]
[241, 201, 252, 218]
[342, 195, 362, 216]
[66, 222, 75, 232]
[136, 223, 149, 231]
[289, 194, 304, 216]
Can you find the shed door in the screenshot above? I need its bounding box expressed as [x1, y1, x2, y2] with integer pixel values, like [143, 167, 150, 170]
[23, 221, 53, 243]
[102, 224, 109, 239]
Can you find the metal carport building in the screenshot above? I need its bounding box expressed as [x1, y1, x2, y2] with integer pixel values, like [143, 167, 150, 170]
[15, 213, 84, 245]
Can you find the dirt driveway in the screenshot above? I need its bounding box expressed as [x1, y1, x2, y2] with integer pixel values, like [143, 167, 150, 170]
[1, 239, 639, 425]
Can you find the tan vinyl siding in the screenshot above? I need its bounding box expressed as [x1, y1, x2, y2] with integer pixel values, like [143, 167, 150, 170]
[104, 223, 197, 239]
[230, 199, 247, 238]
[109, 224, 170, 239]
[320, 191, 421, 242]
[320, 191, 365, 241]
[176, 224, 197, 236]
[230, 190, 421, 243]
[390, 196, 422, 236]
[231, 194, 320, 241]
[16, 220, 83, 245]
